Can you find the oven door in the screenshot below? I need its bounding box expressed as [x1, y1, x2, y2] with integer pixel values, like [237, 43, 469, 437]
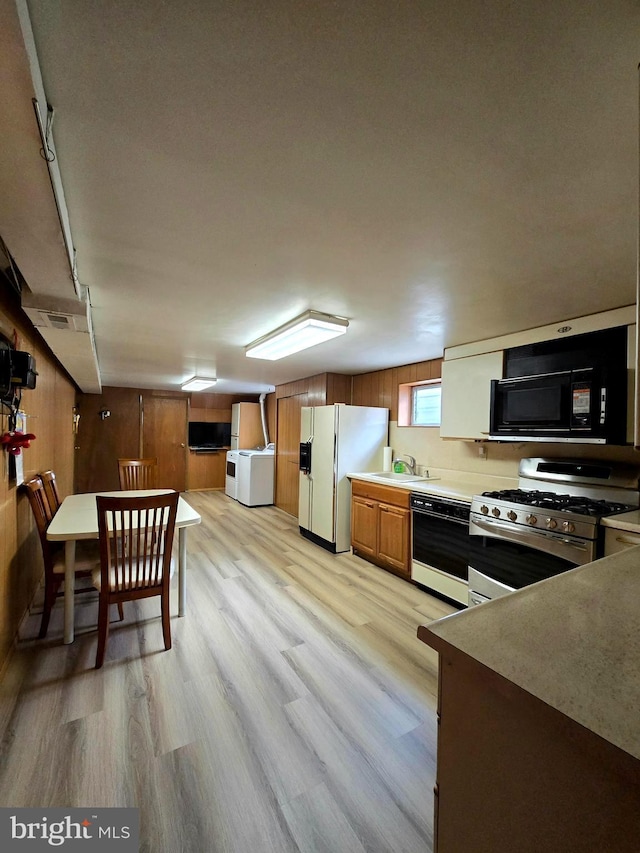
[411, 507, 469, 605]
[468, 512, 595, 603]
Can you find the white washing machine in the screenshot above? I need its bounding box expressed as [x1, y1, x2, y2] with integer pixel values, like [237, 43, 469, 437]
[225, 450, 239, 499]
[236, 448, 275, 507]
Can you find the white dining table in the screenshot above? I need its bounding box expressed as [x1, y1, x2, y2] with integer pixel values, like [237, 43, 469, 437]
[46, 489, 202, 644]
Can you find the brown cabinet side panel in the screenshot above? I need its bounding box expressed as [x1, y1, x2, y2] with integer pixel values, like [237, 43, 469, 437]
[275, 393, 308, 516]
[436, 649, 640, 853]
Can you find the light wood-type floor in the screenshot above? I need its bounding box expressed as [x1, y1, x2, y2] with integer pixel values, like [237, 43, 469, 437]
[0, 490, 456, 853]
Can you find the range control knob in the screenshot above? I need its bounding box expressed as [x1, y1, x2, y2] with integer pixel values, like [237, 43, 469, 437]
[480, 505, 489, 515]
[526, 514, 538, 526]
[507, 510, 517, 521]
[563, 521, 576, 534]
[546, 518, 558, 530]
[492, 507, 501, 517]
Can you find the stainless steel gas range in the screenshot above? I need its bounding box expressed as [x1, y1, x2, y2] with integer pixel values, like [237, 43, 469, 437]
[468, 457, 640, 606]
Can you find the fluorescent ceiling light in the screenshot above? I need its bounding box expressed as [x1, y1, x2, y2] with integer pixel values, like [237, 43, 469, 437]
[245, 310, 349, 360]
[181, 376, 217, 392]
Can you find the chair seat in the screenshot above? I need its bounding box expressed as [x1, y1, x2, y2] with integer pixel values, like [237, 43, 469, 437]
[91, 556, 175, 592]
[50, 540, 102, 575]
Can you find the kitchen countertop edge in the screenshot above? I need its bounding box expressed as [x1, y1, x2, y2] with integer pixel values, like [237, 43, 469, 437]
[601, 509, 640, 534]
[418, 546, 640, 760]
[347, 469, 518, 503]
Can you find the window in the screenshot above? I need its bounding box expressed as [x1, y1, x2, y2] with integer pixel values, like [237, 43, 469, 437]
[411, 382, 442, 426]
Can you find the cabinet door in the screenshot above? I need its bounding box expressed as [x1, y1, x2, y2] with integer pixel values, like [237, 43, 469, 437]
[378, 503, 410, 575]
[440, 351, 503, 440]
[604, 527, 640, 556]
[351, 496, 378, 558]
[187, 450, 226, 490]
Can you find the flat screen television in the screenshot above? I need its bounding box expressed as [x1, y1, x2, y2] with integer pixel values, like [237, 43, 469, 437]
[188, 421, 231, 449]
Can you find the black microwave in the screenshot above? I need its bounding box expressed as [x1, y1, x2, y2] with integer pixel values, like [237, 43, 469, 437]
[489, 367, 627, 444]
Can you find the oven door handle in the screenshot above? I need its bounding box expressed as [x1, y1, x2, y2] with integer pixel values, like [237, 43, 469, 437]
[471, 515, 591, 554]
[411, 508, 469, 526]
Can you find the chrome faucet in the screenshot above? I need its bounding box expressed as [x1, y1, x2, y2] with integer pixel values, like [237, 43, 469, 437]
[393, 454, 416, 475]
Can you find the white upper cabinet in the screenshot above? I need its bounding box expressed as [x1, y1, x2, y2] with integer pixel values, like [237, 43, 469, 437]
[440, 351, 504, 440]
[439, 305, 635, 442]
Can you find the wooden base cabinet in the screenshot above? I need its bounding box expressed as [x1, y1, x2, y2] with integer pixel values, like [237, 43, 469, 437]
[604, 525, 640, 556]
[418, 632, 640, 853]
[351, 481, 410, 577]
[187, 449, 226, 490]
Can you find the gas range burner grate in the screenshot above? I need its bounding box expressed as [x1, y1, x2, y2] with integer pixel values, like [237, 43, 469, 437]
[480, 488, 635, 518]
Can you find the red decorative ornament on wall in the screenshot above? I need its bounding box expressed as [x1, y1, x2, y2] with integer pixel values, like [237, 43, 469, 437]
[0, 430, 36, 455]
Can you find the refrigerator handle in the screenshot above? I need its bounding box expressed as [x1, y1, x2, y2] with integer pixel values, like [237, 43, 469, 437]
[299, 438, 312, 474]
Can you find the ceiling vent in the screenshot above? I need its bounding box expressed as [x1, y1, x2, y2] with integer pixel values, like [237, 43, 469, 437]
[21, 288, 101, 393]
[22, 290, 91, 332]
[31, 309, 89, 332]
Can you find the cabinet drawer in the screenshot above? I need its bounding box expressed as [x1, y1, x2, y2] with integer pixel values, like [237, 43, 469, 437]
[351, 480, 411, 508]
[604, 527, 640, 556]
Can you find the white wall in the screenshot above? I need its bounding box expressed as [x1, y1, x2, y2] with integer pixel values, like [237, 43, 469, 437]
[389, 423, 640, 479]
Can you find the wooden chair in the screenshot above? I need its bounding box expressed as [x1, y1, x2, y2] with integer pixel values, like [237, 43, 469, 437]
[40, 469, 62, 518]
[23, 476, 100, 639]
[117, 458, 158, 490]
[93, 491, 179, 668]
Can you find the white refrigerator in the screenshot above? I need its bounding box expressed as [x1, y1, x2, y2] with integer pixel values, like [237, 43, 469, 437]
[230, 402, 262, 450]
[299, 404, 389, 552]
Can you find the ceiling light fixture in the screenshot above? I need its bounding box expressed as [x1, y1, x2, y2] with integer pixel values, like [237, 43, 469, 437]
[181, 376, 217, 392]
[245, 310, 349, 360]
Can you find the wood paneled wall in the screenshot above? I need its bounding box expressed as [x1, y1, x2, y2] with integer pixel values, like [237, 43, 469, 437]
[0, 285, 77, 675]
[352, 359, 443, 421]
[265, 392, 276, 444]
[75, 389, 267, 493]
[275, 373, 352, 405]
[75, 387, 146, 493]
[188, 392, 260, 423]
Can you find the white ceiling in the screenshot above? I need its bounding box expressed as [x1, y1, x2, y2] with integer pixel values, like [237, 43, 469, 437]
[1, 0, 638, 394]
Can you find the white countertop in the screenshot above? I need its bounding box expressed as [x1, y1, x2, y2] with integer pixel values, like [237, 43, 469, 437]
[419, 546, 640, 760]
[347, 469, 518, 503]
[601, 509, 640, 534]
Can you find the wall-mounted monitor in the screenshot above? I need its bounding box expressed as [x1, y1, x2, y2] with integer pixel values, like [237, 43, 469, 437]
[188, 421, 231, 449]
